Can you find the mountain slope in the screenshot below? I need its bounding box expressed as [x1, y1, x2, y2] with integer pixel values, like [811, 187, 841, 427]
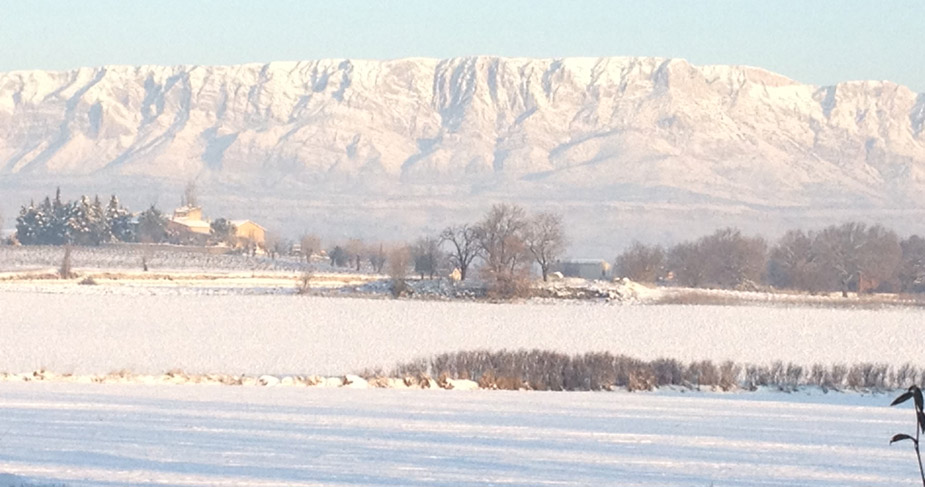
[1, 56, 923, 209]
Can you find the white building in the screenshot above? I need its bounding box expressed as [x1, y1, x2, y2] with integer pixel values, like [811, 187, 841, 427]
[553, 259, 612, 280]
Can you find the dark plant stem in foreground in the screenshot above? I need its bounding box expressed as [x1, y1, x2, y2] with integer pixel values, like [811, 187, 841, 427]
[890, 385, 925, 487]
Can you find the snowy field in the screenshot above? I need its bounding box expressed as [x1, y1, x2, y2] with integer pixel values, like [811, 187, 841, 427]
[0, 382, 915, 487]
[2, 283, 923, 486]
[0, 245, 309, 273]
[1, 290, 924, 376]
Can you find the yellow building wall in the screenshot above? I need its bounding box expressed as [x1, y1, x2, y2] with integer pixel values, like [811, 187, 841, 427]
[235, 221, 266, 246]
[173, 206, 203, 221]
[185, 207, 203, 220]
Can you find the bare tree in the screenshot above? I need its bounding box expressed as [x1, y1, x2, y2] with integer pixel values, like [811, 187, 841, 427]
[263, 233, 283, 259]
[813, 222, 901, 296]
[345, 238, 365, 272]
[440, 224, 480, 281]
[411, 236, 441, 279]
[860, 224, 902, 292]
[300, 234, 321, 263]
[141, 245, 151, 272]
[813, 222, 867, 296]
[615, 241, 665, 283]
[767, 229, 824, 292]
[666, 229, 766, 290]
[524, 212, 567, 282]
[367, 243, 388, 274]
[59, 245, 74, 279]
[296, 269, 314, 295]
[476, 203, 529, 277]
[899, 235, 925, 292]
[667, 241, 707, 287]
[242, 236, 258, 257]
[475, 204, 532, 298]
[272, 236, 291, 260]
[181, 180, 198, 207]
[697, 228, 767, 289]
[387, 245, 412, 297]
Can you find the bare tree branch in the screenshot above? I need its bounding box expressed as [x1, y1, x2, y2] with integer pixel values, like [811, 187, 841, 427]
[524, 211, 567, 282]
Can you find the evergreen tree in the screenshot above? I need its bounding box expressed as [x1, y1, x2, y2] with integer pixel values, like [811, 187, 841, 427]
[329, 246, 348, 267]
[107, 195, 134, 242]
[88, 195, 110, 244]
[137, 206, 168, 243]
[64, 196, 92, 245]
[36, 196, 65, 245]
[15, 190, 140, 246]
[15, 202, 40, 245]
[209, 218, 237, 245]
[49, 188, 68, 245]
[35, 198, 53, 244]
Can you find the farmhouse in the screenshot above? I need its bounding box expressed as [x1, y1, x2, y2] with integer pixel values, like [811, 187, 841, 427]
[166, 205, 211, 242]
[231, 220, 266, 247]
[166, 205, 266, 248]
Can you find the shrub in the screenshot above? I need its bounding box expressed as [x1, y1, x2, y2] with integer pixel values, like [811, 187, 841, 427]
[387, 246, 412, 298]
[482, 269, 533, 300]
[387, 350, 923, 392]
[296, 270, 313, 295]
[719, 361, 741, 391]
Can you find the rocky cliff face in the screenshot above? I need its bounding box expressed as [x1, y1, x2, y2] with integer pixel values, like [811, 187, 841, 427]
[1, 56, 923, 209]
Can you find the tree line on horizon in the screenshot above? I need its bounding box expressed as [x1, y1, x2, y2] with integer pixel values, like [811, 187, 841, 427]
[316, 203, 567, 298]
[616, 223, 925, 295]
[8, 188, 241, 247]
[2, 192, 568, 297]
[6, 189, 925, 296]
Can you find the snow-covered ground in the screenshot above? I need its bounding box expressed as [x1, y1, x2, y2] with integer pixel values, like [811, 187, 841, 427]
[1, 290, 924, 376]
[0, 244, 310, 273]
[6, 244, 922, 307]
[0, 382, 914, 487]
[1, 269, 922, 486]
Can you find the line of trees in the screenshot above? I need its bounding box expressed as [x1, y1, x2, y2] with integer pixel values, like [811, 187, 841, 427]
[12, 189, 232, 247]
[616, 222, 925, 295]
[15, 189, 141, 245]
[320, 203, 567, 297]
[11, 189, 924, 297]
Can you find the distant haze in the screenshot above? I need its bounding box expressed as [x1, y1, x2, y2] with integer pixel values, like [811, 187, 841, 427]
[1, 56, 924, 256]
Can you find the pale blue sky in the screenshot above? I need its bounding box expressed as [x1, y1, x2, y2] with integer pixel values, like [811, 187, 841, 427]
[1, 1, 922, 91]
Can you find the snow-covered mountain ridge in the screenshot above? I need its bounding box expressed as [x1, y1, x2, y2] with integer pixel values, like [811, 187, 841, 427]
[2, 56, 924, 208]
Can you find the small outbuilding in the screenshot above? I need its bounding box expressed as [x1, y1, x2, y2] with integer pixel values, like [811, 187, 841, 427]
[554, 259, 612, 280]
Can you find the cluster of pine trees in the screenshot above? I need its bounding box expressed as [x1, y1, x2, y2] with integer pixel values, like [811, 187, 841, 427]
[15, 189, 168, 245]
